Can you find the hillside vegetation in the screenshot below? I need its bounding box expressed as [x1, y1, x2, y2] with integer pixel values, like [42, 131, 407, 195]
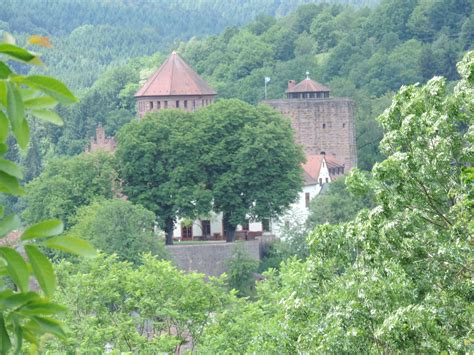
[0, 0, 378, 90]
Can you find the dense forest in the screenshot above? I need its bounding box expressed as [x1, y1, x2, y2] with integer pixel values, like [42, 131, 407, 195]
[0, 0, 472, 353]
[0, 0, 378, 89]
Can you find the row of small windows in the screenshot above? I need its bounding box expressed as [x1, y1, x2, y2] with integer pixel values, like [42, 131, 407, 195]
[321, 122, 346, 129]
[288, 92, 330, 99]
[329, 167, 344, 175]
[138, 98, 212, 112]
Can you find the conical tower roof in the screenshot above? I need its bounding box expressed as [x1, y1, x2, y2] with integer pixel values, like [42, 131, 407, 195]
[135, 51, 216, 97]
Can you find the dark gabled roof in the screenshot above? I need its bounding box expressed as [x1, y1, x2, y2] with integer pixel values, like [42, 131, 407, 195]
[135, 51, 216, 97]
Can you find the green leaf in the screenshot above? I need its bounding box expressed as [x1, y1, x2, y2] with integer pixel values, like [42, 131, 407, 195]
[0, 214, 21, 237]
[0, 44, 35, 63]
[0, 112, 8, 142]
[43, 236, 97, 258]
[21, 220, 63, 241]
[30, 109, 63, 126]
[6, 82, 28, 149]
[0, 62, 11, 79]
[24, 246, 55, 298]
[13, 322, 22, 353]
[0, 292, 38, 309]
[0, 171, 24, 195]
[19, 301, 65, 316]
[28, 316, 66, 339]
[23, 96, 57, 109]
[0, 158, 23, 179]
[0, 247, 29, 292]
[0, 314, 11, 354]
[0, 81, 6, 107]
[0, 144, 6, 155]
[20, 76, 77, 104]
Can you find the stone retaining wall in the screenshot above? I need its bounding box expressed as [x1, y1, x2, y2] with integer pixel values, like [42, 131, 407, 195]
[167, 240, 262, 277]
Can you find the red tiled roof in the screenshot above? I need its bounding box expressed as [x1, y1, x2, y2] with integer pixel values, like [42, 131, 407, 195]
[302, 154, 324, 185]
[286, 78, 330, 93]
[302, 154, 344, 185]
[135, 51, 216, 97]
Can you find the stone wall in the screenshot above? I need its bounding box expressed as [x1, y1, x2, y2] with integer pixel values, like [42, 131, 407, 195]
[264, 98, 357, 170]
[166, 240, 262, 277]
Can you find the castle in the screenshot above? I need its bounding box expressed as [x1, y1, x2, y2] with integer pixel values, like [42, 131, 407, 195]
[88, 52, 355, 240]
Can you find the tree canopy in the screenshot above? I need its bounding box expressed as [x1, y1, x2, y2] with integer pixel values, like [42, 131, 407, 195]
[23, 152, 116, 226]
[67, 199, 167, 264]
[197, 99, 305, 241]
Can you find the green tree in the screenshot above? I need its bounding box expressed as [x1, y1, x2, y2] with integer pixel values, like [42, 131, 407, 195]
[115, 110, 212, 245]
[0, 34, 95, 352]
[23, 151, 116, 226]
[67, 199, 167, 264]
[306, 175, 373, 227]
[197, 100, 305, 242]
[47, 254, 230, 353]
[226, 244, 259, 298]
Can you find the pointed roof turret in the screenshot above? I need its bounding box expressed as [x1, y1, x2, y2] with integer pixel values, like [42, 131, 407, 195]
[135, 51, 216, 97]
[285, 77, 330, 94]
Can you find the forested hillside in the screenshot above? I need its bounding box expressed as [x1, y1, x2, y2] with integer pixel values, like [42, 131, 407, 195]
[30, 0, 472, 174]
[0, 0, 378, 90]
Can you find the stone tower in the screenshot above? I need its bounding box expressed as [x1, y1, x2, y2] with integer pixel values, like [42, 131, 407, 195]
[135, 51, 216, 117]
[264, 76, 357, 170]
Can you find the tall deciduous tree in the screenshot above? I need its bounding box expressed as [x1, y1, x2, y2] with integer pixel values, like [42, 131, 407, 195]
[197, 99, 304, 242]
[115, 110, 212, 245]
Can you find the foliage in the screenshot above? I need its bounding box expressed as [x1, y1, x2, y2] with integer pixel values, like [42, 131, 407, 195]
[45, 254, 231, 354]
[23, 151, 116, 226]
[306, 175, 374, 227]
[67, 199, 167, 264]
[0, 34, 95, 352]
[197, 99, 305, 241]
[115, 109, 212, 244]
[226, 244, 259, 298]
[197, 51, 474, 353]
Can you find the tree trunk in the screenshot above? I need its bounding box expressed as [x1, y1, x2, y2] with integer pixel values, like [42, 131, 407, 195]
[165, 219, 174, 245]
[223, 213, 236, 243]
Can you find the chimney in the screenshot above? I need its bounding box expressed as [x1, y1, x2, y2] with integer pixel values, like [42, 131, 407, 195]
[288, 80, 296, 91]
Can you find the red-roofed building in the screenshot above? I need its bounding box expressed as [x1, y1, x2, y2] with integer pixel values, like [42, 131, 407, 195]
[135, 51, 216, 117]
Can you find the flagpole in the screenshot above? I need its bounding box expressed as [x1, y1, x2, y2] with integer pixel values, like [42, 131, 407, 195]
[264, 77, 270, 100]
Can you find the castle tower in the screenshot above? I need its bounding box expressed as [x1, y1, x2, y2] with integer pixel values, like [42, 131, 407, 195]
[264, 76, 357, 170]
[135, 51, 216, 117]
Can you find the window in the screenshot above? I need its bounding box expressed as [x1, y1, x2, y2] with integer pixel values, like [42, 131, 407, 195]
[164, 101, 168, 108]
[309, 93, 315, 98]
[176, 100, 180, 108]
[150, 101, 153, 109]
[201, 220, 211, 238]
[322, 123, 326, 128]
[319, 178, 323, 185]
[305, 192, 310, 208]
[157, 101, 161, 109]
[184, 100, 188, 109]
[316, 92, 321, 98]
[343, 123, 346, 128]
[325, 177, 329, 183]
[202, 99, 204, 106]
[262, 219, 270, 232]
[193, 100, 196, 110]
[242, 220, 249, 231]
[181, 223, 192, 239]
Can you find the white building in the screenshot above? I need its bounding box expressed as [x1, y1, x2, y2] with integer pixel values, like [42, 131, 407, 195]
[173, 153, 345, 240]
